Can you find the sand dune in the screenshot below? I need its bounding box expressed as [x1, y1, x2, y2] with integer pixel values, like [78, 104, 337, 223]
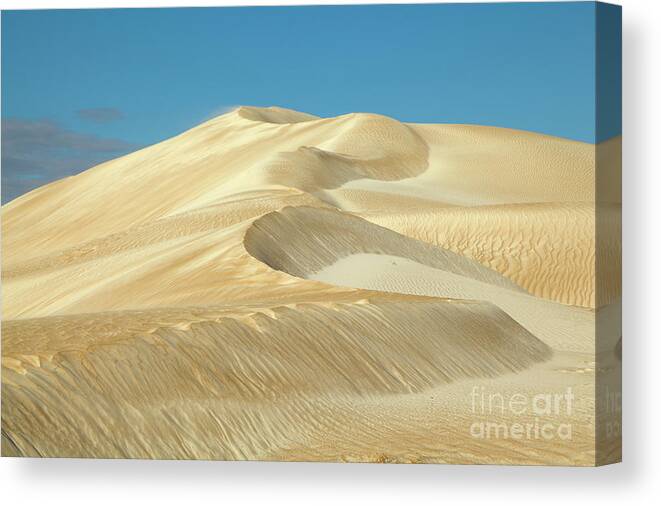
[2, 295, 553, 459]
[309, 252, 594, 352]
[350, 202, 620, 307]
[339, 123, 599, 205]
[2, 106, 620, 464]
[245, 206, 521, 291]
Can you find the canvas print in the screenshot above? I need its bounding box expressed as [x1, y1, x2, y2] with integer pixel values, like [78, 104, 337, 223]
[1, 2, 621, 465]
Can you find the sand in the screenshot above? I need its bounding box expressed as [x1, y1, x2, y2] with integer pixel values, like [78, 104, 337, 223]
[1, 106, 621, 464]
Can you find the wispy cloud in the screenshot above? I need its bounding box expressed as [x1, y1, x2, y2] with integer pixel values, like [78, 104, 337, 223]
[76, 107, 124, 123]
[1, 117, 138, 203]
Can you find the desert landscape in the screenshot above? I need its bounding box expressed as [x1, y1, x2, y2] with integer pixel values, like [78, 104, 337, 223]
[1, 106, 621, 465]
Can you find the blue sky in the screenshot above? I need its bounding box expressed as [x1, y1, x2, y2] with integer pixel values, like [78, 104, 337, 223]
[1, 2, 621, 202]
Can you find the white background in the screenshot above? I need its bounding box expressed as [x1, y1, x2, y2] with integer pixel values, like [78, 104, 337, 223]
[0, 0, 658, 504]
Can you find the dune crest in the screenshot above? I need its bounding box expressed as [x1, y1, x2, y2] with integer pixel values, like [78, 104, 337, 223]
[233, 105, 320, 124]
[244, 206, 522, 291]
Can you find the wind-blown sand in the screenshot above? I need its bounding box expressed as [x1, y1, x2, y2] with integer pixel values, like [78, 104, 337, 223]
[1, 106, 621, 464]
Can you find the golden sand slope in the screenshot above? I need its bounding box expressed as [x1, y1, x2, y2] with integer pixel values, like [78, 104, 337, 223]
[2, 295, 553, 460]
[2, 106, 619, 306]
[2, 106, 621, 464]
[349, 202, 621, 308]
